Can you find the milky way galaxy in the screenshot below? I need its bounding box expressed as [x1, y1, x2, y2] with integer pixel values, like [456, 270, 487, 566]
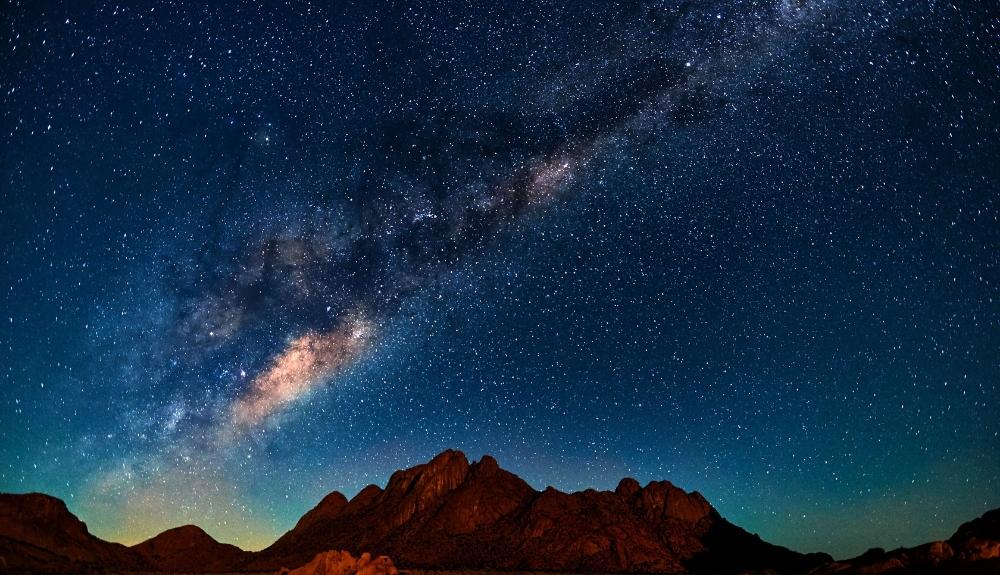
[226, 314, 376, 434]
[160, 0, 827, 439]
[2, 0, 997, 559]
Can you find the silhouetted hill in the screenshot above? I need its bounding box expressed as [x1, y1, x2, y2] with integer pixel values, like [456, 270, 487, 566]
[0, 492, 148, 573]
[132, 523, 252, 572]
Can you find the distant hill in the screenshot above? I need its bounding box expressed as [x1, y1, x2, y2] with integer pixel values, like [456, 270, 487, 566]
[132, 523, 251, 572]
[809, 507, 1000, 575]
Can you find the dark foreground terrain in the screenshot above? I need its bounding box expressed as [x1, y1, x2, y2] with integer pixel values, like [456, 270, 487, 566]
[1, 450, 997, 575]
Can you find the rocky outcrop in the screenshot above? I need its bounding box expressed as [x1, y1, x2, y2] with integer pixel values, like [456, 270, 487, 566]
[131, 523, 251, 572]
[281, 550, 397, 575]
[0, 492, 148, 573]
[808, 508, 1000, 575]
[248, 449, 830, 574]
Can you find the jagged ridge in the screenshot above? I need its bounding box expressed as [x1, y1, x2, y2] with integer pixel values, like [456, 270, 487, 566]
[2, 451, 997, 575]
[247, 449, 830, 574]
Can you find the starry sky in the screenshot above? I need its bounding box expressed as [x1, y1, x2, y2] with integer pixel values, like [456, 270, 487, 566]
[2, 0, 998, 561]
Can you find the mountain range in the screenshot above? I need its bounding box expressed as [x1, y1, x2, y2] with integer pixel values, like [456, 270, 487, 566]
[1, 450, 996, 574]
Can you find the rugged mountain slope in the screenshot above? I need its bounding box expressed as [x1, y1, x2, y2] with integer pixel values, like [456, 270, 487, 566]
[248, 449, 831, 574]
[0, 492, 148, 574]
[809, 508, 1000, 575]
[3, 454, 996, 575]
[131, 523, 252, 572]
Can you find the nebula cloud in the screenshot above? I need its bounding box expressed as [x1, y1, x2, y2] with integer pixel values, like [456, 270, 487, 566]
[226, 314, 376, 433]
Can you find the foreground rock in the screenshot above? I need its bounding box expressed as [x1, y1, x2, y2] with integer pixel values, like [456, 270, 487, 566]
[809, 508, 1000, 575]
[249, 449, 831, 574]
[281, 550, 397, 575]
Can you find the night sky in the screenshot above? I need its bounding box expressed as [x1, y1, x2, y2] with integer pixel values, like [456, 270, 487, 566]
[2, 0, 998, 560]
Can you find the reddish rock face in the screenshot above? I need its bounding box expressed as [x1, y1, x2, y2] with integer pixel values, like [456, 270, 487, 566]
[249, 450, 829, 574]
[378, 449, 473, 531]
[632, 480, 713, 524]
[131, 523, 251, 572]
[281, 549, 397, 575]
[0, 492, 148, 573]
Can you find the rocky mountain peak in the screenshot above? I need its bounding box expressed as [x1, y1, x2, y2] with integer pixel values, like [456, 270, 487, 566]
[616, 477, 642, 498]
[385, 450, 468, 498]
[296, 491, 349, 530]
[635, 480, 713, 523]
[472, 454, 500, 475]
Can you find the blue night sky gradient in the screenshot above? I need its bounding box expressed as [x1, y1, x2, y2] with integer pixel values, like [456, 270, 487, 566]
[1, 0, 997, 560]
